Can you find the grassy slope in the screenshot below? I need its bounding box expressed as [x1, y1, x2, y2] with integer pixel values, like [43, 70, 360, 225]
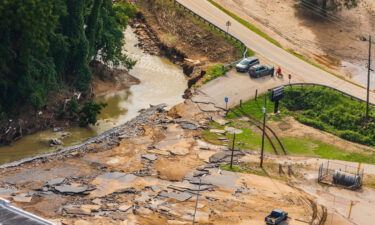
[202, 86, 375, 164]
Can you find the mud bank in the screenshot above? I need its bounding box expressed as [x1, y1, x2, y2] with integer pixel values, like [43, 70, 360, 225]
[0, 62, 139, 146]
[0, 104, 166, 169]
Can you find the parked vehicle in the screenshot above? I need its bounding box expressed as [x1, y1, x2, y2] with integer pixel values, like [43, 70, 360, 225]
[265, 209, 288, 225]
[235, 57, 259, 72]
[248, 64, 275, 78]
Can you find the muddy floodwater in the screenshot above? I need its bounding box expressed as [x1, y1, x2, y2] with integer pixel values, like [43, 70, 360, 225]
[0, 29, 187, 165]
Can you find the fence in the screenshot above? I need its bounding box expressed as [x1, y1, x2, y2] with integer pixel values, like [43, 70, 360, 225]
[269, 83, 375, 106]
[318, 161, 364, 190]
[171, 0, 247, 68]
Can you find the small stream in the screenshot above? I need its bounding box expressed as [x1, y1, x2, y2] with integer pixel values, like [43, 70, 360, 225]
[0, 28, 187, 165]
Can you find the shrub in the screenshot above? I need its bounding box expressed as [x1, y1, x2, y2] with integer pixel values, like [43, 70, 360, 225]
[79, 101, 107, 127]
[280, 86, 375, 146]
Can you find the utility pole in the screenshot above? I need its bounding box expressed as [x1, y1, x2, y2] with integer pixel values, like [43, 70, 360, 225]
[260, 94, 267, 168]
[192, 174, 206, 225]
[366, 35, 372, 119]
[230, 133, 236, 169]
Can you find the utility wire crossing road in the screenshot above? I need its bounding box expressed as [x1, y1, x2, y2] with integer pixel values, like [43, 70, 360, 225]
[177, 0, 374, 106]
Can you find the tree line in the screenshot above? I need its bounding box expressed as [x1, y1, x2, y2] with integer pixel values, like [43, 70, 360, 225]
[0, 0, 136, 117]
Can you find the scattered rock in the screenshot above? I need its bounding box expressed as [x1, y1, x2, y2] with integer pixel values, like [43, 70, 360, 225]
[211, 115, 229, 125]
[53, 127, 63, 132]
[49, 138, 63, 147]
[217, 137, 228, 141]
[141, 154, 157, 161]
[179, 122, 197, 130]
[118, 204, 133, 212]
[224, 126, 243, 134]
[359, 35, 367, 41]
[210, 129, 226, 135]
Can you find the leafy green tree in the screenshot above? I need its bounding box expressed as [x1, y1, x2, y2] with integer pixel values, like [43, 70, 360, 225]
[0, 0, 137, 115]
[0, 0, 60, 110]
[79, 101, 107, 126]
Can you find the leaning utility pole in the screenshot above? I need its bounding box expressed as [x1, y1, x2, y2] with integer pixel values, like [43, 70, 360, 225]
[366, 35, 372, 120]
[260, 94, 267, 168]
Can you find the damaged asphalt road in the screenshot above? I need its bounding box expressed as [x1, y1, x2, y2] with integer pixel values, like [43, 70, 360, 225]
[0, 100, 319, 225]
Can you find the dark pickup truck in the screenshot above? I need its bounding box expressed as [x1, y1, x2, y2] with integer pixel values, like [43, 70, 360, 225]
[265, 209, 288, 225]
[248, 64, 274, 78]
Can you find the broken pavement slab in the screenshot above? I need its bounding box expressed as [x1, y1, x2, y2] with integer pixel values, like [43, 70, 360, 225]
[178, 121, 198, 130]
[47, 178, 65, 186]
[224, 126, 243, 134]
[158, 191, 192, 202]
[211, 115, 229, 125]
[154, 138, 193, 156]
[54, 184, 90, 194]
[209, 129, 226, 135]
[90, 172, 137, 197]
[209, 150, 245, 163]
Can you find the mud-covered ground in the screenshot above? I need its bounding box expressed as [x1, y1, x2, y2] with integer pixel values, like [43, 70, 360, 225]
[0, 100, 324, 225]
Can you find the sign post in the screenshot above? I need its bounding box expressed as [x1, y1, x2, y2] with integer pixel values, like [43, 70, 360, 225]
[226, 21, 231, 34]
[224, 97, 229, 111]
[270, 87, 284, 114]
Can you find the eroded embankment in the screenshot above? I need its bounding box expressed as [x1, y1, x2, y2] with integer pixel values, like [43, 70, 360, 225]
[0, 100, 322, 225]
[0, 104, 165, 169]
[0, 61, 139, 146]
[129, 0, 243, 93]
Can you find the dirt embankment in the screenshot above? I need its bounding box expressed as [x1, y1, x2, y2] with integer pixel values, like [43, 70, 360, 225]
[129, 0, 242, 91]
[0, 61, 139, 146]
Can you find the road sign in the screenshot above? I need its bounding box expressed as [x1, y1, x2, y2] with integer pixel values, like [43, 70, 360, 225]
[271, 87, 284, 102]
[224, 97, 229, 103]
[226, 21, 231, 27]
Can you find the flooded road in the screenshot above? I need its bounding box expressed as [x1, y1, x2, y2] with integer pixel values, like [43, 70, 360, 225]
[0, 28, 187, 165]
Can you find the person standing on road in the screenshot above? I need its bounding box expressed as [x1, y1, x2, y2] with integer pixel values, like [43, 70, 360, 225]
[276, 67, 283, 78]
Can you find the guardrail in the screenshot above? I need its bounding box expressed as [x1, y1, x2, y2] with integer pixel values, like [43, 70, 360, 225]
[270, 83, 375, 106]
[172, 0, 247, 68]
[0, 198, 54, 225]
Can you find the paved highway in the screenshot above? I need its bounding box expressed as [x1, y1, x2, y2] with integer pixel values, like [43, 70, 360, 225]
[177, 0, 375, 106]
